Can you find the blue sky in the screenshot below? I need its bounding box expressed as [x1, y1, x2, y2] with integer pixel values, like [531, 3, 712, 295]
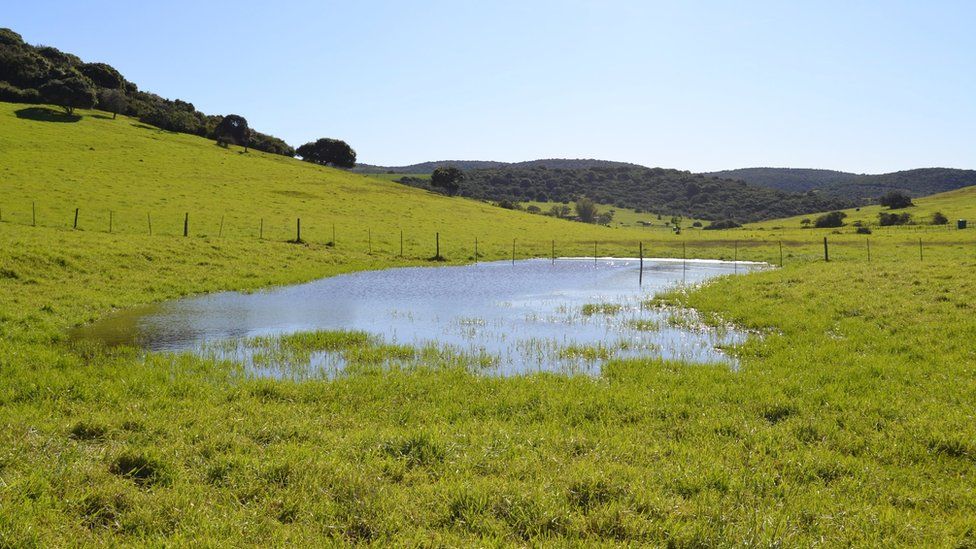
[6, 0, 975, 172]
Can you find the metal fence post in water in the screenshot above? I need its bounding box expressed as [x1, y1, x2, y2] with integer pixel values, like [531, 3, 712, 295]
[511, 238, 516, 265]
[639, 241, 643, 287]
[551, 240, 555, 265]
[594, 241, 597, 264]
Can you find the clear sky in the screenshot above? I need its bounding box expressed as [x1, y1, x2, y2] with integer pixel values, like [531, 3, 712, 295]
[5, 1, 975, 172]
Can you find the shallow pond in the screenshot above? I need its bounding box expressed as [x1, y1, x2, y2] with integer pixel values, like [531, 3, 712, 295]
[72, 258, 765, 376]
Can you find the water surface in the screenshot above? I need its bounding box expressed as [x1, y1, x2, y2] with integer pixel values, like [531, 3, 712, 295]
[72, 258, 764, 376]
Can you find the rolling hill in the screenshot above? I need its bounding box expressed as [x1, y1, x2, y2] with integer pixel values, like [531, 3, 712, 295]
[706, 167, 976, 201]
[396, 165, 854, 222]
[353, 158, 642, 174]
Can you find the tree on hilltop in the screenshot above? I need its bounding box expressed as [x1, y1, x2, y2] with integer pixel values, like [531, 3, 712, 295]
[430, 166, 465, 196]
[296, 138, 357, 168]
[97, 88, 126, 119]
[214, 114, 251, 151]
[39, 76, 96, 114]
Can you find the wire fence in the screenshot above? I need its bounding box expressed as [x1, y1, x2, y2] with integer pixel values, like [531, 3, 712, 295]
[2, 200, 975, 266]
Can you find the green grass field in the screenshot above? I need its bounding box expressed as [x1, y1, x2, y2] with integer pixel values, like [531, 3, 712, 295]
[2, 102, 976, 545]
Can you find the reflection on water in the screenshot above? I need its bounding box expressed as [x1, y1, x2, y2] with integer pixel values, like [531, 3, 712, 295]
[71, 258, 766, 376]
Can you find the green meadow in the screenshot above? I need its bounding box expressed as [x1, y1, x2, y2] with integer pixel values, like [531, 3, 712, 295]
[1, 102, 976, 545]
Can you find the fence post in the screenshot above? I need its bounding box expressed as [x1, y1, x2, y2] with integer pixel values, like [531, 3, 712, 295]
[368, 229, 372, 254]
[919, 238, 923, 261]
[218, 215, 224, 237]
[474, 237, 478, 263]
[184, 213, 189, 237]
[734, 240, 738, 273]
[639, 241, 643, 287]
[260, 218, 263, 240]
[109, 211, 113, 233]
[594, 241, 598, 264]
[400, 229, 403, 258]
[823, 237, 829, 262]
[296, 218, 301, 243]
[436, 232, 440, 259]
[148, 212, 152, 236]
[867, 238, 871, 262]
[551, 240, 555, 265]
[32, 202, 36, 227]
[73, 208, 79, 229]
[779, 241, 783, 267]
[511, 238, 516, 265]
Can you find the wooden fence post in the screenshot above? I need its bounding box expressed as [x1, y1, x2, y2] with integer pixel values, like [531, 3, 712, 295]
[474, 237, 478, 263]
[919, 238, 923, 261]
[32, 202, 36, 227]
[779, 241, 784, 267]
[184, 213, 189, 237]
[400, 229, 403, 258]
[296, 218, 301, 243]
[73, 208, 79, 229]
[867, 238, 871, 262]
[218, 215, 224, 237]
[551, 240, 555, 265]
[148, 212, 152, 236]
[368, 229, 372, 254]
[734, 240, 738, 273]
[823, 237, 829, 262]
[109, 211, 113, 233]
[260, 218, 263, 240]
[594, 241, 598, 264]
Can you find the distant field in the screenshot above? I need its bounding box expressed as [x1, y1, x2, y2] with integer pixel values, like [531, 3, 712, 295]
[520, 200, 709, 230]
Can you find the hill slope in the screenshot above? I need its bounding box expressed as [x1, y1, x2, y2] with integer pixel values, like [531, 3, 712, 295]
[0, 102, 648, 256]
[705, 167, 976, 201]
[749, 184, 976, 229]
[398, 165, 853, 222]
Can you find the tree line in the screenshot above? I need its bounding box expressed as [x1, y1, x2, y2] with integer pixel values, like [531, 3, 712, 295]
[0, 28, 355, 167]
[398, 165, 854, 223]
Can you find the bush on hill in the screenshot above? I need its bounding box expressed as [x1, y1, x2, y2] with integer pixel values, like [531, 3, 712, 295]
[878, 212, 912, 226]
[704, 219, 742, 230]
[814, 211, 847, 228]
[879, 191, 914, 209]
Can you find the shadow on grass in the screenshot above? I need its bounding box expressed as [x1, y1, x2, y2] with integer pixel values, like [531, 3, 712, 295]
[14, 107, 81, 123]
[130, 122, 175, 133]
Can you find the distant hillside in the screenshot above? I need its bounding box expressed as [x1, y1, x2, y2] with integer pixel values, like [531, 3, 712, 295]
[704, 168, 861, 193]
[704, 167, 976, 202]
[398, 165, 853, 222]
[355, 158, 642, 174]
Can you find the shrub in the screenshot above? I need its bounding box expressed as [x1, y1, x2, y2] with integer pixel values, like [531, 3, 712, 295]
[878, 212, 912, 226]
[814, 211, 847, 228]
[879, 191, 913, 209]
[692, 221, 702, 228]
[856, 227, 872, 234]
[931, 211, 949, 225]
[0, 82, 40, 103]
[526, 205, 541, 214]
[704, 219, 741, 230]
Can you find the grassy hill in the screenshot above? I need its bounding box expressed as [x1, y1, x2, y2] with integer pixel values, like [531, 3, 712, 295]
[749, 184, 976, 229]
[2, 101, 976, 545]
[706, 167, 976, 202]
